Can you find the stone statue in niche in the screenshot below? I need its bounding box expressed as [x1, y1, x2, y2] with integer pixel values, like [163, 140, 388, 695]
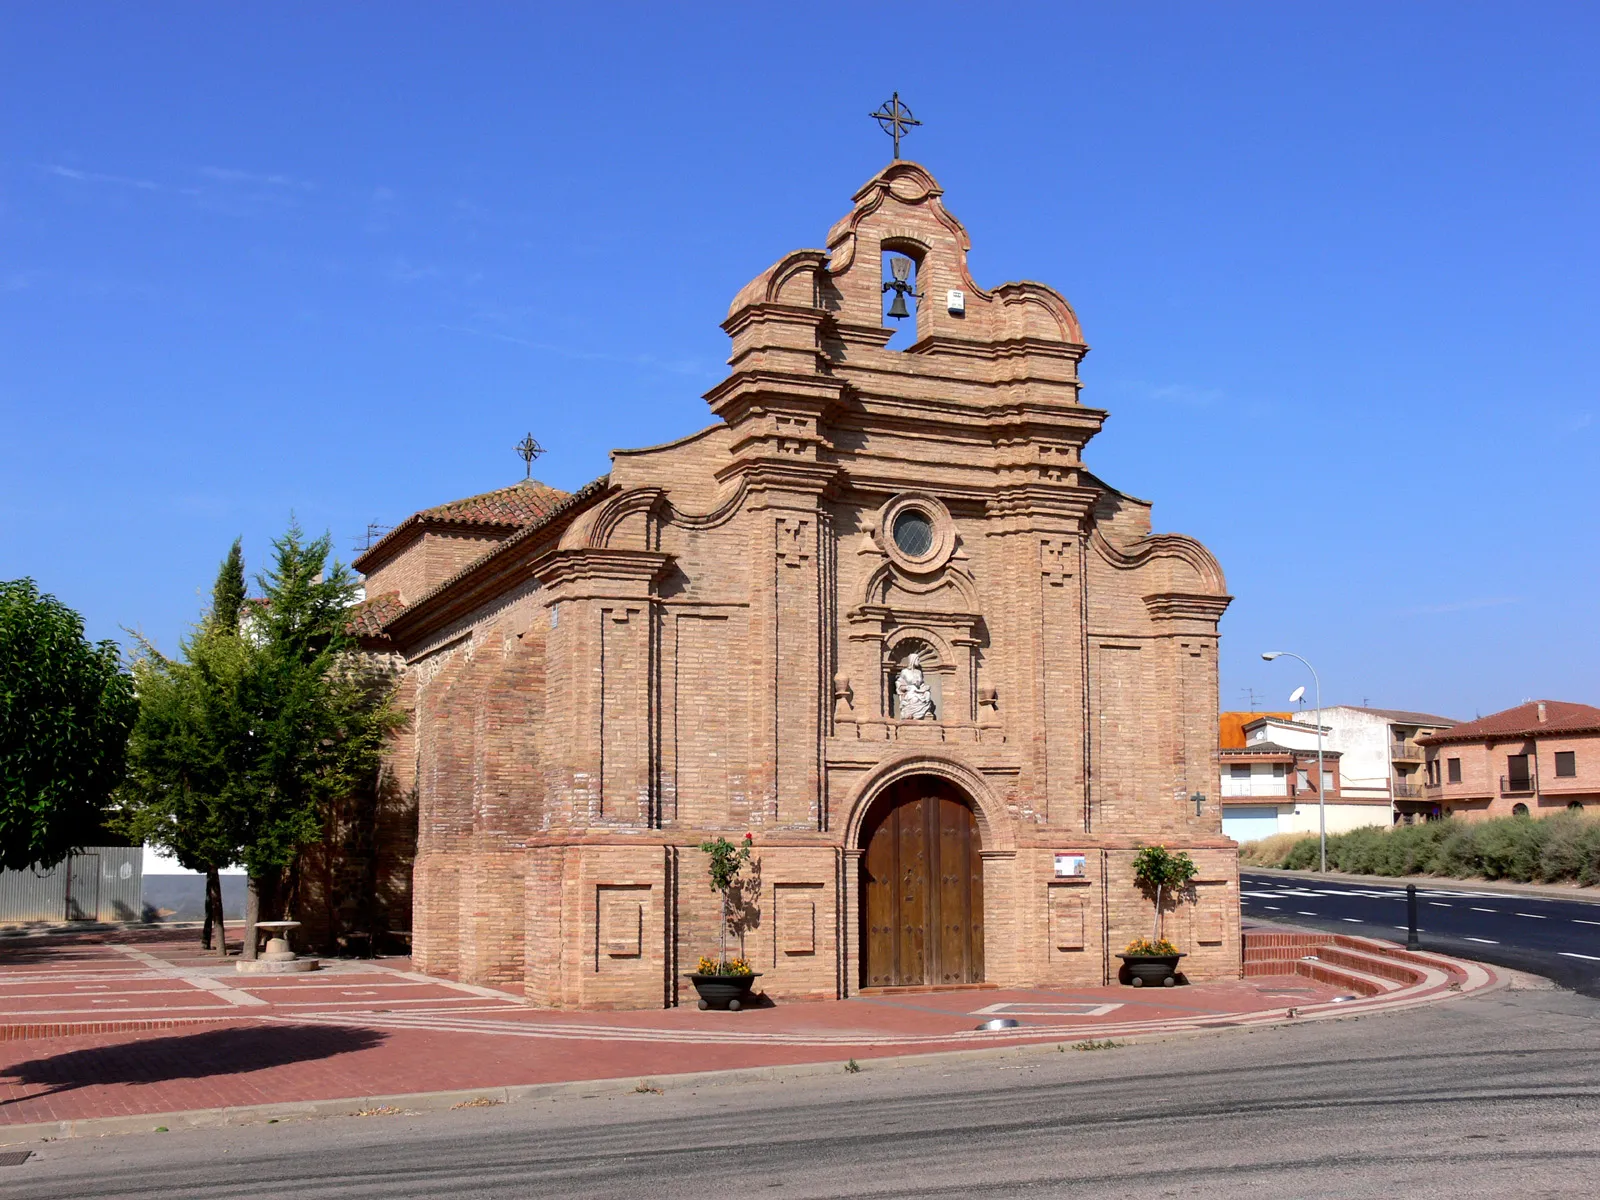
[895, 652, 936, 720]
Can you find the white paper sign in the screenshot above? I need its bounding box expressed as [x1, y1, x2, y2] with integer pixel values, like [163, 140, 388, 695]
[1054, 853, 1086, 878]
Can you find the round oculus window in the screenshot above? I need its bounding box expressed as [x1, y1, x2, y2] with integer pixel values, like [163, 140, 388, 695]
[892, 509, 935, 557]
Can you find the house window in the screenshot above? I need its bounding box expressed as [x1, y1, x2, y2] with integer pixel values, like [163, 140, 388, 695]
[1297, 769, 1310, 793]
[1447, 757, 1461, 783]
[1512, 803, 1530, 817]
[1570, 801, 1585, 812]
[1506, 754, 1532, 790]
[1271, 763, 1286, 778]
[1426, 759, 1440, 786]
[1230, 764, 1251, 779]
[1555, 751, 1576, 778]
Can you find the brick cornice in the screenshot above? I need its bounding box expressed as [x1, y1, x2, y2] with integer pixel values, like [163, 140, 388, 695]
[1142, 592, 1234, 623]
[531, 548, 673, 592]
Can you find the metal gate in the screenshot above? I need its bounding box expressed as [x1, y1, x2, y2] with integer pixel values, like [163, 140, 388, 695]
[65, 854, 100, 920]
[0, 847, 142, 925]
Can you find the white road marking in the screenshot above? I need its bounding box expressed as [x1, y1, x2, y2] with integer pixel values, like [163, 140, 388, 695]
[1341, 918, 1363, 924]
[1574, 920, 1600, 927]
[1515, 913, 1547, 920]
[1265, 906, 1281, 911]
[1429, 902, 1452, 908]
[1470, 907, 1497, 913]
[1559, 952, 1600, 962]
[1297, 911, 1318, 916]
[1464, 937, 1498, 944]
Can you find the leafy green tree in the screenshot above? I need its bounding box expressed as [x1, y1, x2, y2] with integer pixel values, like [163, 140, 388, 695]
[1131, 844, 1198, 943]
[225, 522, 401, 957]
[118, 545, 251, 950]
[118, 524, 400, 958]
[0, 579, 137, 871]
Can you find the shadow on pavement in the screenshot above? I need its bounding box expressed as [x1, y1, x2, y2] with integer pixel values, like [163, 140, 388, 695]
[0, 1025, 387, 1106]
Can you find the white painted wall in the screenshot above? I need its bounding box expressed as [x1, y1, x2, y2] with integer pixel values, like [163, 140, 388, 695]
[1279, 801, 1391, 835]
[1292, 707, 1395, 799]
[1246, 717, 1326, 752]
[1221, 762, 1289, 797]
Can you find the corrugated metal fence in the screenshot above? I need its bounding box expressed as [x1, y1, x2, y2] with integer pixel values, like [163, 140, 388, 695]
[0, 847, 145, 924]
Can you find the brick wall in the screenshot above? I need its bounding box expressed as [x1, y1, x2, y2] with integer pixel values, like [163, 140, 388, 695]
[379, 160, 1239, 1006]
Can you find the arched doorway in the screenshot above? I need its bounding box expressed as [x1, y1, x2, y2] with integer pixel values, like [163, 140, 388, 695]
[860, 776, 984, 988]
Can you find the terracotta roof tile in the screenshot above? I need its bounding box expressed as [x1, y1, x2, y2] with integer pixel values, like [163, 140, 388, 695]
[374, 475, 611, 639]
[354, 478, 573, 574]
[1419, 700, 1600, 745]
[348, 590, 404, 640]
[418, 479, 570, 527]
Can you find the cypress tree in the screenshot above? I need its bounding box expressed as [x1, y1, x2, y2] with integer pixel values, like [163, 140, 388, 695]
[211, 539, 246, 634]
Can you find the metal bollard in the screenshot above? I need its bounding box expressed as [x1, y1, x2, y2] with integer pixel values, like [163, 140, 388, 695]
[1406, 883, 1420, 950]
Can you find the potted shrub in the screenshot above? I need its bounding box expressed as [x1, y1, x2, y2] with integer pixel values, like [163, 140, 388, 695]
[686, 833, 762, 1010]
[1118, 844, 1197, 987]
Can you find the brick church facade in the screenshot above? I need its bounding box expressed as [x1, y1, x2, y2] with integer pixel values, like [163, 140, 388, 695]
[355, 160, 1239, 1008]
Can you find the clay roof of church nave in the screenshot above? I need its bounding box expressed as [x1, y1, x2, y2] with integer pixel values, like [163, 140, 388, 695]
[355, 474, 613, 646]
[416, 478, 571, 527]
[352, 478, 571, 576]
[346, 589, 404, 639]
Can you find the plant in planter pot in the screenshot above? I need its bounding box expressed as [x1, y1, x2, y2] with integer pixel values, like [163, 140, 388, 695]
[686, 833, 762, 1010]
[1119, 845, 1197, 987]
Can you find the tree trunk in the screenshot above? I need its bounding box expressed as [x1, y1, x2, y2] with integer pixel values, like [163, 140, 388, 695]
[1154, 883, 1164, 941]
[201, 875, 215, 952]
[243, 875, 260, 961]
[206, 867, 226, 956]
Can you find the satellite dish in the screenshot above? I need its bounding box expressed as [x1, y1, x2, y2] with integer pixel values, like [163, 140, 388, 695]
[1289, 686, 1306, 705]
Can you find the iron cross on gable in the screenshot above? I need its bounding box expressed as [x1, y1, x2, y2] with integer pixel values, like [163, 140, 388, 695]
[869, 92, 921, 159]
[515, 433, 545, 480]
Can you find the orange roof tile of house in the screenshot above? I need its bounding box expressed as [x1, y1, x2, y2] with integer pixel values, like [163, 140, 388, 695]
[1219, 711, 1291, 750]
[1418, 700, 1600, 745]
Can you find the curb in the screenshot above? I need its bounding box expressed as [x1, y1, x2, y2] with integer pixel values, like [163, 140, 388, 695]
[1248, 866, 1600, 906]
[0, 1017, 237, 1044]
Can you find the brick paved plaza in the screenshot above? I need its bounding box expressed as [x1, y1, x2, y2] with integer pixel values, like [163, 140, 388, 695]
[0, 932, 1501, 1136]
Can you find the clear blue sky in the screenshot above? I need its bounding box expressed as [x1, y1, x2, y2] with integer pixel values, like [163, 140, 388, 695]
[3, 3, 1595, 720]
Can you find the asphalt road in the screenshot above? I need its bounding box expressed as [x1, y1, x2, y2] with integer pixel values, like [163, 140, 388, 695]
[3, 985, 1597, 1199]
[1242, 870, 1600, 997]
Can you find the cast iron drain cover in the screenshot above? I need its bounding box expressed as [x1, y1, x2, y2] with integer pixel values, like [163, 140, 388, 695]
[0, 1152, 33, 1167]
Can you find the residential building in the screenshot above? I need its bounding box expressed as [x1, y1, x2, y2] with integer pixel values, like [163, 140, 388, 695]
[1292, 706, 1457, 824]
[1219, 715, 1346, 842]
[1419, 701, 1600, 820]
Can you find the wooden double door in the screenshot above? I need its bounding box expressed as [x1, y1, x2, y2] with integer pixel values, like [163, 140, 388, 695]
[861, 778, 984, 988]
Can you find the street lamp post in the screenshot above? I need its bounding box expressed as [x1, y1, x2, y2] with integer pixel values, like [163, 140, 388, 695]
[1263, 650, 1326, 873]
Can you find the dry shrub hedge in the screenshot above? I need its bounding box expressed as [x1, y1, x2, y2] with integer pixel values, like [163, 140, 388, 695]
[1237, 812, 1600, 885]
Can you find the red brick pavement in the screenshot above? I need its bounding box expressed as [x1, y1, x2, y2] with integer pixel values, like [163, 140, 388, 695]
[0, 933, 1493, 1130]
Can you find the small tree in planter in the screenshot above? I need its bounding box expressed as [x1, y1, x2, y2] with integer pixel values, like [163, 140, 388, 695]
[1120, 844, 1198, 987]
[688, 833, 761, 1010]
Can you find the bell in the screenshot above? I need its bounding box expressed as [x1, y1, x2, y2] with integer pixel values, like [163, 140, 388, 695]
[886, 290, 911, 320]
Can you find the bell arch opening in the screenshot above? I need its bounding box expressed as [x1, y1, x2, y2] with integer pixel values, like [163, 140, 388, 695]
[858, 774, 984, 989]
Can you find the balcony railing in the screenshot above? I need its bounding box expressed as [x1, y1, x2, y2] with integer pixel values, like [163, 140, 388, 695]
[1393, 780, 1424, 798]
[1500, 774, 1537, 795]
[1391, 740, 1425, 761]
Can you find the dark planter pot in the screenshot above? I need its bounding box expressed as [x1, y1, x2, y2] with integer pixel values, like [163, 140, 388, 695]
[686, 972, 762, 1011]
[1117, 953, 1185, 988]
